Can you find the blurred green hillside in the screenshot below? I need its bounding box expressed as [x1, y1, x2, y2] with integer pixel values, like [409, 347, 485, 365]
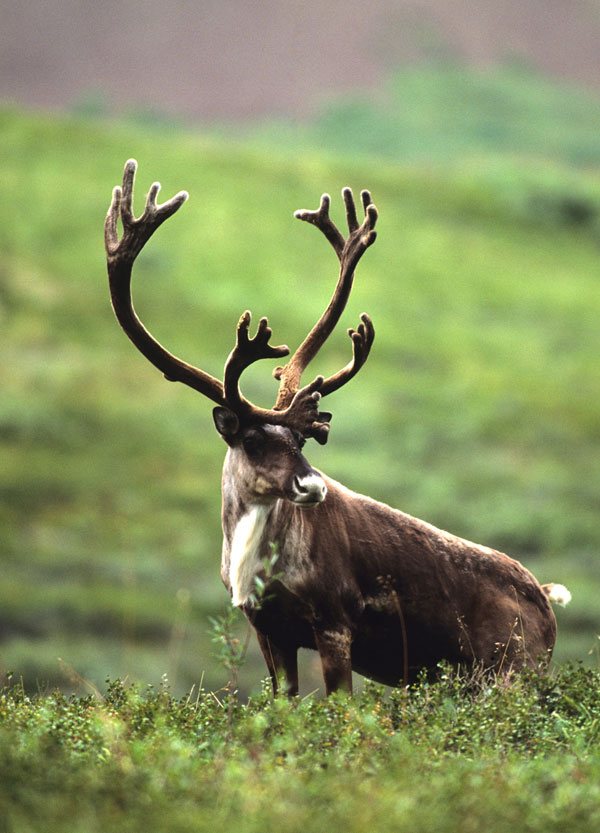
[246, 63, 600, 167]
[1, 72, 599, 695]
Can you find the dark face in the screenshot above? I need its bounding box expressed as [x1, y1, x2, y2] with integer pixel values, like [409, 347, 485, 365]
[214, 408, 327, 507]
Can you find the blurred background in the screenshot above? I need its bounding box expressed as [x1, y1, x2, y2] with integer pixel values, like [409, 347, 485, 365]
[1, 0, 599, 698]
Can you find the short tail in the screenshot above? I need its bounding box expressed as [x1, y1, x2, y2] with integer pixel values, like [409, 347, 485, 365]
[542, 583, 572, 607]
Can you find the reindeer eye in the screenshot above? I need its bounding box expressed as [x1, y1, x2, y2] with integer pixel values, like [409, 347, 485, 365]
[242, 430, 263, 455]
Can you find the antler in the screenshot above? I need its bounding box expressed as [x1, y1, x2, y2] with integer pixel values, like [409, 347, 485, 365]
[105, 160, 334, 443]
[222, 312, 332, 443]
[223, 311, 290, 409]
[105, 162, 375, 445]
[319, 312, 375, 397]
[105, 159, 228, 406]
[273, 188, 377, 409]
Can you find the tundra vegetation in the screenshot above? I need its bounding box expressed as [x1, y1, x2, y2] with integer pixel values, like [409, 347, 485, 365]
[2, 664, 600, 832]
[1, 61, 600, 831]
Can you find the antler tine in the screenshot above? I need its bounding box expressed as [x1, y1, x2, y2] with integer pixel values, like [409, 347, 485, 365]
[274, 187, 378, 410]
[282, 376, 331, 444]
[222, 313, 332, 442]
[105, 159, 227, 406]
[294, 193, 345, 257]
[223, 311, 289, 414]
[319, 313, 375, 398]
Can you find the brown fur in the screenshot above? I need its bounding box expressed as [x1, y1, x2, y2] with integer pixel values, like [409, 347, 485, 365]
[105, 163, 564, 696]
[219, 426, 558, 696]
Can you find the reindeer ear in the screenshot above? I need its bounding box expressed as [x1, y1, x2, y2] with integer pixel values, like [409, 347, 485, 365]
[213, 407, 240, 441]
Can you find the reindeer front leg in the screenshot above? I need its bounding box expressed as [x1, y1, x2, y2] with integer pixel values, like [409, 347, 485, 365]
[256, 632, 299, 697]
[313, 626, 353, 694]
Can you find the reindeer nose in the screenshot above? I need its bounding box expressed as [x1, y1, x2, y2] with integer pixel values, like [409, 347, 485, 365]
[293, 473, 327, 506]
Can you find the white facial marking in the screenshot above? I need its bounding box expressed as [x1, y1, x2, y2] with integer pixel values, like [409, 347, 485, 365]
[229, 505, 269, 606]
[254, 475, 272, 495]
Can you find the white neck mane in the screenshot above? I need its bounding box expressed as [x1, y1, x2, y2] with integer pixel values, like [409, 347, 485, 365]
[229, 505, 269, 606]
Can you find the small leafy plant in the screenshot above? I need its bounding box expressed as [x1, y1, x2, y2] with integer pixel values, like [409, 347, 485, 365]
[209, 545, 284, 732]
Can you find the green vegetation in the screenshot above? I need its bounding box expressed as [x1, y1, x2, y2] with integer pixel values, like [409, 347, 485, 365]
[1, 62, 600, 699]
[246, 62, 600, 167]
[3, 663, 600, 832]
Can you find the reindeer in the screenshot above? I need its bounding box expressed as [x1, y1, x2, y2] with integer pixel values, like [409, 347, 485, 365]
[105, 160, 570, 695]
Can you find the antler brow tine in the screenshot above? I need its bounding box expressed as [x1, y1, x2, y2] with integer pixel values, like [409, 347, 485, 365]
[223, 310, 289, 414]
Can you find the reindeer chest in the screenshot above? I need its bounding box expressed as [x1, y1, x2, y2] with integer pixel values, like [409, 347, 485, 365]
[225, 503, 310, 608]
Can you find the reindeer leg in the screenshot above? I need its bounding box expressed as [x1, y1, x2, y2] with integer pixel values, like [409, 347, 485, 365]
[313, 627, 353, 695]
[256, 631, 299, 696]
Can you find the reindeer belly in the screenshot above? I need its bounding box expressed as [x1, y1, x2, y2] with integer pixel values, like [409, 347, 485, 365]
[351, 605, 465, 685]
[351, 580, 556, 684]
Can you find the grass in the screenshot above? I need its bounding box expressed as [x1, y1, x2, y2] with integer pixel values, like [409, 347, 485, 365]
[1, 75, 600, 696]
[3, 663, 600, 832]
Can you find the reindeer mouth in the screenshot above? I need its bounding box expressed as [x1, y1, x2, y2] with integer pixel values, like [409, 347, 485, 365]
[291, 474, 327, 507]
